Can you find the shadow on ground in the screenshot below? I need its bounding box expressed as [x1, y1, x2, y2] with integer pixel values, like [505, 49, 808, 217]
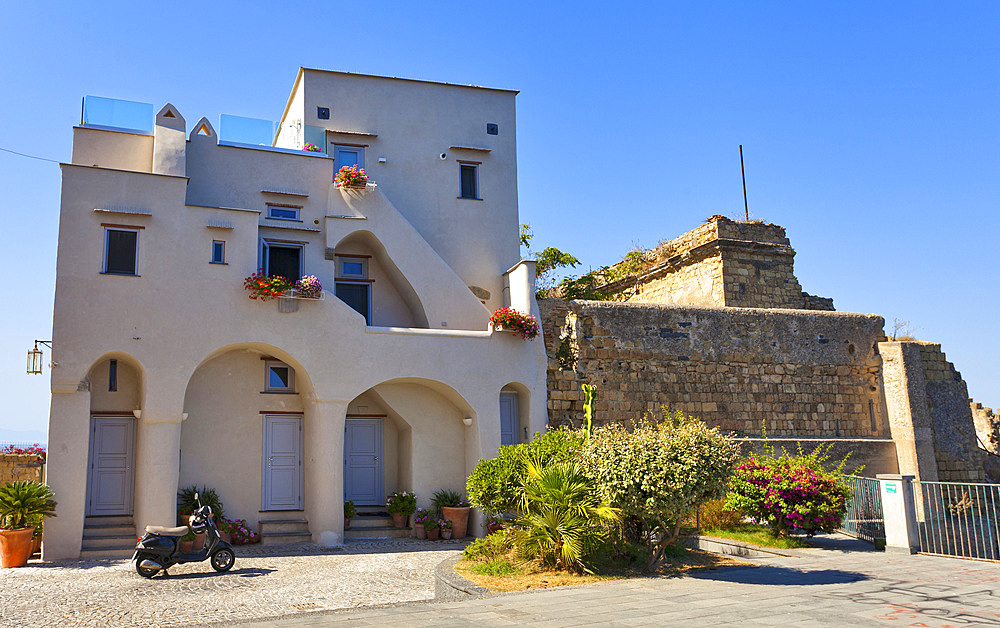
[160, 567, 276, 580]
[689, 565, 868, 586]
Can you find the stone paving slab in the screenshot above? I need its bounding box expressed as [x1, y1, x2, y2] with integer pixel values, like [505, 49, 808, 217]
[0, 538, 465, 627]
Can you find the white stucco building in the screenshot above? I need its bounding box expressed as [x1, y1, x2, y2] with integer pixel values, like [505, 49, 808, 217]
[44, 68, 548, 559]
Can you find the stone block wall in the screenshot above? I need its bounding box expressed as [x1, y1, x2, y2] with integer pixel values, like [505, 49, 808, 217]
[541, 299, 887, 438]
[971, 402, 998, 455]
[0, 454, 44, 484]
[608, 216, 834, 311]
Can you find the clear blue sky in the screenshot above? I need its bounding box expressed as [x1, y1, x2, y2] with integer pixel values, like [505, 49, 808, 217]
[2, 1, 997, 440]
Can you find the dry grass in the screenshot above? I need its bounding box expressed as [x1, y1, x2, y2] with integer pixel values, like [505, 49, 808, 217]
[455, 548, 747, 593]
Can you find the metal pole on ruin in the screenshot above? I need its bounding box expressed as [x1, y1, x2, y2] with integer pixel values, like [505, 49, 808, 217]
[740, 145, 749, 221]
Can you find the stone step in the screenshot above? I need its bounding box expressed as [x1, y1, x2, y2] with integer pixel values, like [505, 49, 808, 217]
[82, 524, 136, 538]
[82, 535, 137, 549]
[260, 531, 312, 546]
[348, 515, 393, 529]
[344, 527, 413, 539]
[80, 545, 135, 559]
[258, 511, 305, 522]
[84, 516, 134, 527]
[259, 519, 309, 534]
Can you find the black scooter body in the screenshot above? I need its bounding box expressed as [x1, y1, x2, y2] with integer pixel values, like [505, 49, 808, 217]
[133, 499, 235, 576]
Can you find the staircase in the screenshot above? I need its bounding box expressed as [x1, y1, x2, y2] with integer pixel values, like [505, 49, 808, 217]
[259, 512, 312, 546]
[345, 508, 412, 539]
[81, 516, 137, 558]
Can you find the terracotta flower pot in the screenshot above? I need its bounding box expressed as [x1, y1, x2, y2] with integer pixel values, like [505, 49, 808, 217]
[441, 506, 470, 539]
[344, 518, 351, 530]
[219, 530, 232, 544]
[1, 528, 36, 568]
[416, 525, 426, 539]
[179, 539, 195, 553]
[486, 522, 504, 534]
[426, 528, 440, 541]
[441, 528, 453, 540]
[390, 513, 407, 528]
[31, 534, 42, 555]
[192, 533, 206, 551]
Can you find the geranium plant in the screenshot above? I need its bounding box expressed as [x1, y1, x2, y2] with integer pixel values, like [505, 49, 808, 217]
[295, 275, 323, 298]
[489, 307, 540, 340]
[334, 164, 368, 188]
[413, 508, 432, 528]
[301, 143, 321, 152]
[217, 518, 258, 544]
[244, 270, 293, 301]
[386, 490, 416, 516]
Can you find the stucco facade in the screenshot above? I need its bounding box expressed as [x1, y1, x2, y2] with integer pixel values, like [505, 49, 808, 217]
[45, 70, 547, 559]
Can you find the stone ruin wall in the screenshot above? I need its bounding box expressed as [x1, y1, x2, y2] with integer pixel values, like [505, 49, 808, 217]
[541, 299, 888, 438]
[610, 216, 834, 311]
[0, 454, 43, 484]
[972, 402, 999, 455]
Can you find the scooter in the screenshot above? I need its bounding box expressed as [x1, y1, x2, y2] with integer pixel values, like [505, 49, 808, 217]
[132, 492, 236, 578]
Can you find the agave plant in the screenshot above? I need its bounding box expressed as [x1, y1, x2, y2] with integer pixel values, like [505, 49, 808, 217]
[513, 460, 619, 573]
[0, 481, 57, 530]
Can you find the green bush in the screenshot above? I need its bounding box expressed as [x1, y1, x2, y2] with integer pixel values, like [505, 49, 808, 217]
[726, 449, 851, 537]
[463, 528, 516, 561]
[466, 428, 584, 515]
[512, 460, 619, 573]
[177, 485, 225, 524]
[0, 481, 57, 530]
[580, 410, 739, 570]
[698, 498, 744, 530]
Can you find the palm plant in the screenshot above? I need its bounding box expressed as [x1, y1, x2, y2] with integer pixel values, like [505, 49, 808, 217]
[0, 481, 57, 530]
[513, 460, 619, 573]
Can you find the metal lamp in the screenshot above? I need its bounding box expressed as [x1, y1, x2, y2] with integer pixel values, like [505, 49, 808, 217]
[26, 340, 52, 375]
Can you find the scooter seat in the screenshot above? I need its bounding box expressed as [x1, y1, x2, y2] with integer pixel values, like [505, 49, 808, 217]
[145, 525, 189, 536]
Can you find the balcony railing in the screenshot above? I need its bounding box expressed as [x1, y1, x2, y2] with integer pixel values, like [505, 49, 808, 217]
[81, 96, 154, 134]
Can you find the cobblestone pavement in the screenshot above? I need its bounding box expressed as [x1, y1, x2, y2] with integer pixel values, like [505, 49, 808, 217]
[0, 538, 465, 628]
[233, 535, 1000, 627]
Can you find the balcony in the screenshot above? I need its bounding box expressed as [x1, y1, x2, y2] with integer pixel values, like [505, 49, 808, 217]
[80, 96, 154, 134]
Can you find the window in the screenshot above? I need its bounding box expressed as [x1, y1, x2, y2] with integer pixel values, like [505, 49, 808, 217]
[264, 360, 294, 393]
[266, 204, 300, 221]
[333, 145, 365, 171]
[103, 227, 139, 275]
[459, 163, 479, 199]
[261, 240, 303, 280]
[338, 256, 368, 279]
[211, 240, 226, 264]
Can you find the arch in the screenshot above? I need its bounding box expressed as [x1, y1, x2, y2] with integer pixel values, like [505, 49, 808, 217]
[332, 230, 429, 328]
[84, 351, 146, 411]
[182, 341, 317, 400]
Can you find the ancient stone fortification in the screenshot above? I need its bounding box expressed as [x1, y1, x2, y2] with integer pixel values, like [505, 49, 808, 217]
[0, 454, 43, 484]
[541, 300, 886, 438]
[606, 216, 834, 310]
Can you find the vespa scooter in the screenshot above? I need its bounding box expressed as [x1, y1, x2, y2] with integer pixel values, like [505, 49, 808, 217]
[132, 492, 235, 578]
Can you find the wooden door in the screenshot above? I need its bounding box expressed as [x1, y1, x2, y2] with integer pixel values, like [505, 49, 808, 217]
[344, 418, 384, 506]
[500, 392, 519, 446]
[86, 416, 136, 516]
[262, 415, 303, 510]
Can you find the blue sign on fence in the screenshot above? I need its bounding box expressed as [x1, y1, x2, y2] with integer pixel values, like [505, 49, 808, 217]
[885, 483, 897, 494]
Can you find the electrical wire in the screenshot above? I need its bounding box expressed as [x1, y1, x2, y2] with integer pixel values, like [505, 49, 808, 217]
[0, 146, 60, 164]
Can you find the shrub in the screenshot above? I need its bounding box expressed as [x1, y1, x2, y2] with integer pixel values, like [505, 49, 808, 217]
[177, 485, 224, 524]
[580, 410, 739, 570]
[344, 501, 357, 519]
[463, 528, 516, 561]
[0, 481, 57, 529]
[1, 444, 46, 462]
[698, 498, 743, 530]
[726, 451, 851, 537]
[511, 460, 619, 573]
[466, 428, 584, 515]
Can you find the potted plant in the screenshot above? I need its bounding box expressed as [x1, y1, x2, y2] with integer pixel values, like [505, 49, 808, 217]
[423, 516, 440, 541]
[295, 275, 323, 299]
[335, 164, 368, 189]
[177, 485, 225, 550]
[214, 518, 235, 544]
[489, 307, 540, 340]
[0, 481, 56, 568]
[413, 508, 430, 539]
[484, 513, 505, 534]
[302, 143, 321, 152]
[439, 518, 453, 540]
[385, 491, 416, 528]
[344, 501, 357, 529]
[225, 519, 258, 545]
[244, 270, 293, 300]
[432, 489, 472, 539]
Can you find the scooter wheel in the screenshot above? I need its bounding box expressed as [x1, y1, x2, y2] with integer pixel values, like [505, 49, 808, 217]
[210, 548, 235, 572]
[135, 554, 160, 578]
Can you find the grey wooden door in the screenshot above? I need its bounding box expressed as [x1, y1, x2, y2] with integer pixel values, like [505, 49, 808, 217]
[86, 416, 136, 516]
[344, 418, 383, 506]
[262, 415, 303, 511]
[500, 392, 519, 446]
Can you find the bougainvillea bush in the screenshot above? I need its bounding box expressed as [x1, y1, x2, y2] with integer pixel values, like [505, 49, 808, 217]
[244, 271, 292, 300]
[725, 452, 851, 537]
[1, 444, 46, 462]
[489, 307, 540, 340]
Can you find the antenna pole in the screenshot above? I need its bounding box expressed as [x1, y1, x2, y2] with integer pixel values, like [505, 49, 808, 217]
[740, 145, 749, 221]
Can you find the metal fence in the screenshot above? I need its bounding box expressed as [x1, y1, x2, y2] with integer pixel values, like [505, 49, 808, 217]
[840, 475, 885, 545]
[915, 480, 1000, 561]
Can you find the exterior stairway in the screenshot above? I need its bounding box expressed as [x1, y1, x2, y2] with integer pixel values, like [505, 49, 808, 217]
[344, 509, 412, 539]
[259, 512, 311, 546]
[81, 516, 137, 558]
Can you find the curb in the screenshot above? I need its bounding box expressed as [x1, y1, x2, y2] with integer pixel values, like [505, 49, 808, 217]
[434, 554, 492, 600]
[681, 534, 797, 558]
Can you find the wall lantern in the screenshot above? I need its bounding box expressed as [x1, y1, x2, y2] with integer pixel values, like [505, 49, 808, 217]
[26, 340, 52, 375]
[462, 417, 473, 427]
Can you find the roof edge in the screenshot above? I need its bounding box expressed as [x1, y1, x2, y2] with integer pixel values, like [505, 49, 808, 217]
[299, 67, 519, 94]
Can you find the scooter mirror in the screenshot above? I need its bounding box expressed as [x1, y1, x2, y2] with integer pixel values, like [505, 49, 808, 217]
[194, 492, 199, 503]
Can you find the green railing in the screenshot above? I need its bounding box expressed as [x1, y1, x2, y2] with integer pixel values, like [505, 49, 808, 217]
[840, 475, 885, 545]
[915, 480, 1000, 561]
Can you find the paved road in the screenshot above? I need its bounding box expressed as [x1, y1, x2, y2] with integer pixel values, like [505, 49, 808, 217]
[231, 536, 1000, 627]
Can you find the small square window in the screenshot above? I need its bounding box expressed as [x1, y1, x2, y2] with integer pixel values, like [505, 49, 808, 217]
[103, 227, 139, 275]
[459, 164, 479, 199]
[486, 123, 498, 135]
[267, 205, 300, 221]
[317, 106, 330, 120]
[338, 256, 368, 279]
[211, 240, 226, 264]
[265, 360, 294, 392]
